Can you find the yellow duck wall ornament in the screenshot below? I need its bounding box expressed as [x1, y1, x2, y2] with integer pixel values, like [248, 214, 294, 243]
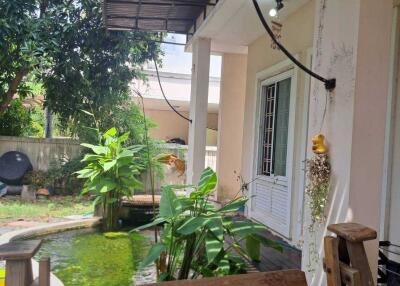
[312, 134, 329, 154]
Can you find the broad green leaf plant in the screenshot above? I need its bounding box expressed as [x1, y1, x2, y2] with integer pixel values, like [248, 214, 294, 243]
[76, 127, 144, 230]
[134, 168, 283, 281]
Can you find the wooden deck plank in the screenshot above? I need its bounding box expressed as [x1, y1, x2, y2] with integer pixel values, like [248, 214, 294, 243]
[231, 217, 301, 272]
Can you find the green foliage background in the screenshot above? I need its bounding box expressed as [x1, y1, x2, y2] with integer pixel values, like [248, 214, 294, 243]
[0, 0, 162, 144]
[0, 99, 32, 136]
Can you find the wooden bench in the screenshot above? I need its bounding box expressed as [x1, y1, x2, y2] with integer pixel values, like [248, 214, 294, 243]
[145, 270, 307, 286]
[0, 240, 50, 286]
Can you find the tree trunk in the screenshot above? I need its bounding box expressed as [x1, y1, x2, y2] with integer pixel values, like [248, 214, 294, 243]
[45, 107, 53, 138]
[0, 67, 29, 114]
[102, 192, 120, 231]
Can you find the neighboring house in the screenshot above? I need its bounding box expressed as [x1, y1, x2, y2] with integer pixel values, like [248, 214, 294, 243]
[132, 35, 221, 146]
[105, 0, 397, 284]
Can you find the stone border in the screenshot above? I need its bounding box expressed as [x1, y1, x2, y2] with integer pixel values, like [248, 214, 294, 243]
[0, 217, 102, 286]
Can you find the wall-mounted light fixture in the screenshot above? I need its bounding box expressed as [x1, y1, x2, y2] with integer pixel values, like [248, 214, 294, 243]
[269, 0, 284, 17]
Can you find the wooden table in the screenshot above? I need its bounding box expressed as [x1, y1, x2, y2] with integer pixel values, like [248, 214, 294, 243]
[0, 240, 42, 286]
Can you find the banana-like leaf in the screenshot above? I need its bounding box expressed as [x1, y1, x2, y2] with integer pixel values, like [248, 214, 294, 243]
[159, 188, 182, 218]
[217, 256, 230, 275]
[177, 216, 211, 235]
[218, 197, 248, 213]
[205, 232, 223, 263]
[81, 143, 109, 155]
[102, 127, 117, 138]
[117, 149, 134, 158]
[245, 235, 261, 262]
[207, 216, 223, 241]
[250, 234, 284, 253]
[75, 168, 98, 179]
[81, 154, 99, 162]
[198, 168, 217, 195]
[139, 243, 166, 268]
[228, 221, 266, 236]
[103, 160, 117, 171]
[99, 180, 117, 193]
[204, 201, 217, 211]
[131, 217, 166, 232]
[118, 132, 130, 143]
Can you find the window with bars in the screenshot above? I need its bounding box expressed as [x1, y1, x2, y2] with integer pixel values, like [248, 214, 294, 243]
[259, 77, 291, 177]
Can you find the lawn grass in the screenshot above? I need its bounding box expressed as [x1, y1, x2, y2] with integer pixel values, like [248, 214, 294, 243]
[0, 196, 93, 223]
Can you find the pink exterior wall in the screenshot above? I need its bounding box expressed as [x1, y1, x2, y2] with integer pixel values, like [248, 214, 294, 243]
[146, 109, 218, 144]
[304, 0, 393, 284]
[237, 0, 393, 282]
[241, 1, 315, 183]
[240, 0, 315, 245]
[216, 53, 247, 202]
[349, 0, 393, 275]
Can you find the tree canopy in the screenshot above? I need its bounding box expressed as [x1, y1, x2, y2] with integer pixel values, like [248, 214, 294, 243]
[0, 0, 162, 142]
[0, 0, 60, 113]
[43, 0, 161, 138]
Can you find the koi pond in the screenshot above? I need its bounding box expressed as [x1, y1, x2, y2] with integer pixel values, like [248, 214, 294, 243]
[33, 229, 154, 286]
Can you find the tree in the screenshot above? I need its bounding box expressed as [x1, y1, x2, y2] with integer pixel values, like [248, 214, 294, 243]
[43, 0, 162, 141]
[0, 0, 162, 128]
[0, 0, 60, 113]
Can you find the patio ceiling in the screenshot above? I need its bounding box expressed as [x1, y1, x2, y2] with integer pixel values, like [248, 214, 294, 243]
[186, 0, 310, 54]
[103, 0, 217, 34]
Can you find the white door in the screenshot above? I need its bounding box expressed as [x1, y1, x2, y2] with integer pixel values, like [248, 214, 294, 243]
[250, 70, 295, 238]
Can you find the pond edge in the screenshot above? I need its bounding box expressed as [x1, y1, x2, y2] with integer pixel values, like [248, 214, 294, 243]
[0, 217, 102, 286]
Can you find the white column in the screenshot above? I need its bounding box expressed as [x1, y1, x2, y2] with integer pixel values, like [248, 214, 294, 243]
[187, 38, 211, 184]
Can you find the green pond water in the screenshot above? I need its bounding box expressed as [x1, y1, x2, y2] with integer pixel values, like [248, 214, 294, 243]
[34, 229, 152, 286]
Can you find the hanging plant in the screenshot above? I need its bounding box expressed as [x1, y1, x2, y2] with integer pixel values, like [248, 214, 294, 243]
[305, 134, 331, 272]
[306, 134, 331, 227]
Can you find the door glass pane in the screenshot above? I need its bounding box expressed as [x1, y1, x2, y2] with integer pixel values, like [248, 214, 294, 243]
[273, 78, 291, 176]
[260, 84, 276, 176]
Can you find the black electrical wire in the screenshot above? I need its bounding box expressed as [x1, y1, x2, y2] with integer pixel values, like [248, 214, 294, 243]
[153, 57, 192, 123]
[252, 0, 336, 91]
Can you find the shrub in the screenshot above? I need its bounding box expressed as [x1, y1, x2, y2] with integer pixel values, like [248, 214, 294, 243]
[47, 156, 85, 196]
[23, 170, 51, 189]
[0, 99, 31, 136]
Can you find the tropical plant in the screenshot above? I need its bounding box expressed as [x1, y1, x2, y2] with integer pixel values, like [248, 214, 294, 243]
[76, 127, 144, 230]
[134, 168, 283, 281]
